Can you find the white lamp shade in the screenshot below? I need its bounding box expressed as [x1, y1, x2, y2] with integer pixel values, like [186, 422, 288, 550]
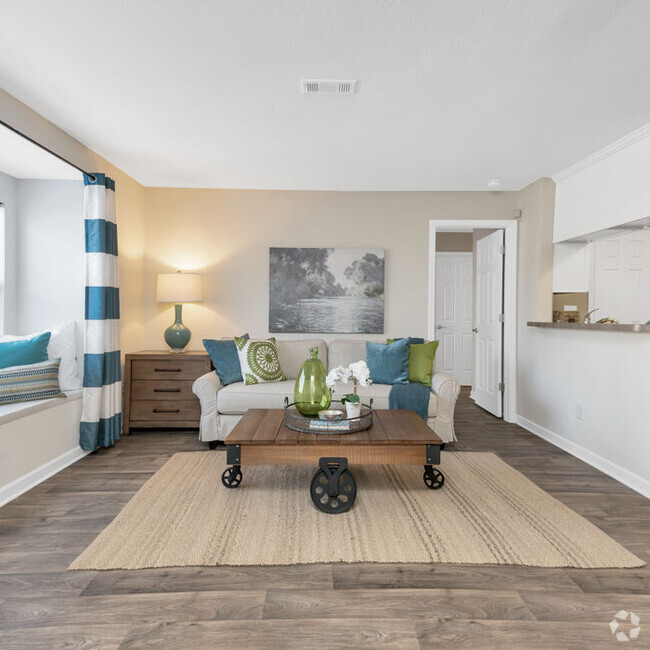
[157, 272, 203, 303]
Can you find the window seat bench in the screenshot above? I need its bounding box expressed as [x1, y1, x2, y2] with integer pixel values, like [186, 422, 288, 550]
[0, 389, 87, 506]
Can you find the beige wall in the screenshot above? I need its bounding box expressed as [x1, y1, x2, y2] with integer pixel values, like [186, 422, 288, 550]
[435, 232, 473, 252]
[143, 189, 519, 349]
[515, 177, 556, 416]
[0, 89, 146, 354]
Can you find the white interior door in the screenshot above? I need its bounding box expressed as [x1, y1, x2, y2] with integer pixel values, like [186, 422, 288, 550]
[473, 230, 504, 416]
[435, 253, 473, 385]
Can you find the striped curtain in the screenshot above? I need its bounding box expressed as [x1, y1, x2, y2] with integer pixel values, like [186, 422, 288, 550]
[80, 173, 122, 451]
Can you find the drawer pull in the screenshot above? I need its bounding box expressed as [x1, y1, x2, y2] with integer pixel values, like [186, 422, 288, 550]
[153, 388, 182, 393]
[154, 368, 182, 372]
[153, 408, 181, 413]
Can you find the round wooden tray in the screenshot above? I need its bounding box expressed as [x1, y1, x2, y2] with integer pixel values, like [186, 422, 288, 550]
[283, 399, 374, 435]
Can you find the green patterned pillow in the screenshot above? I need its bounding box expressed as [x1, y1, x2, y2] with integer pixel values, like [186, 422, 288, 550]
[234, 336, 286, 385]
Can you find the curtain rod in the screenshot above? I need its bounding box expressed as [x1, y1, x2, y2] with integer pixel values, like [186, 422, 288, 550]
[0, 119, 93, 179]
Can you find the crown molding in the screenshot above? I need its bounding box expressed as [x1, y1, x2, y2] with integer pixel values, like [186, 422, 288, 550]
[552, 123, 650, 184]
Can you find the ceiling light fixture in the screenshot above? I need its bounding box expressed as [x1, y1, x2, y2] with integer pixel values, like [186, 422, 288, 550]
[487, 178, 503, 189]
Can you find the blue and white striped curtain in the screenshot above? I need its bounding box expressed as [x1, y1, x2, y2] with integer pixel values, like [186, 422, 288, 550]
[80, 173, 122, 451]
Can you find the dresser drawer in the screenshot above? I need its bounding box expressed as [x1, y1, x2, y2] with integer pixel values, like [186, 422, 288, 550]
[131, 359, 208, 381]
[131, 380, 196, 401]
[129, 400, 201, 422]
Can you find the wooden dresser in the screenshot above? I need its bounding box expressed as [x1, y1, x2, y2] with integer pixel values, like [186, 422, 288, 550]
[123, 350, 212, 433]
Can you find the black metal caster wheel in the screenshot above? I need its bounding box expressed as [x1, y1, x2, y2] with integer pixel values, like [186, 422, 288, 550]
[221, 465, 242, 488]
[310, 458, 356, 514]
[423, 466, 444, 490]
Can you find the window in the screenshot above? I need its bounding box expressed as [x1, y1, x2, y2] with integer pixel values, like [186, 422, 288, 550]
[0, 201, 4, 335]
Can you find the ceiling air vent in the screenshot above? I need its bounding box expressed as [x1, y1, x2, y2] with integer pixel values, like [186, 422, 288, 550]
[301, 79, 357, 95]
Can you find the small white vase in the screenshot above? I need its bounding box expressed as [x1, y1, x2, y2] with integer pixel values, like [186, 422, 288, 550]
[345, 402, 361, 419]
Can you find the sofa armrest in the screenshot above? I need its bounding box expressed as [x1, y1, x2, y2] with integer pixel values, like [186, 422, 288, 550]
[430, 372, 461, 442]
[192, 371, 222, 442]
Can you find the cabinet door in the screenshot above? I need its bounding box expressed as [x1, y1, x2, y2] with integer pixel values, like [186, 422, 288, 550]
[553, 242, 591, 293]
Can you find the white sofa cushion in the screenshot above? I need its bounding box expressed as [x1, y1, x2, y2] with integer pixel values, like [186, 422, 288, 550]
[217, 379, 438, 418]
[218, 379, 296, 414]
[275, 339, 328, 379]
[330, 381, 438, 418]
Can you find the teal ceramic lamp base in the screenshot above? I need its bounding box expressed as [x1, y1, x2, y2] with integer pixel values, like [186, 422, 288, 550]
[164, 304, 191, 352]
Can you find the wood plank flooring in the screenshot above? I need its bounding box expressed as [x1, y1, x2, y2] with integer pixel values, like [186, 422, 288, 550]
[0, 388, 648, 649]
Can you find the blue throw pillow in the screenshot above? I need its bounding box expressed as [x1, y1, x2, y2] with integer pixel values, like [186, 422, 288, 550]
[366, 338, 410, 385]
[203, 334, 249, 386]
[0, 332, 51, 370]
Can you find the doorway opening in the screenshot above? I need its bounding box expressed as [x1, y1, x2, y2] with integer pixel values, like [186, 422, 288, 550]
[428, 220, 518, 423]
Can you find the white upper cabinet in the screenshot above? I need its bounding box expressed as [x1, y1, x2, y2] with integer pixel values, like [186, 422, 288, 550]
[553, 125, 650, 243]
[552, 242, 591, 293]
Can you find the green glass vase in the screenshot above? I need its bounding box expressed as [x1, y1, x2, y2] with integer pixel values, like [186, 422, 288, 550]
[294, 347, 331, 416]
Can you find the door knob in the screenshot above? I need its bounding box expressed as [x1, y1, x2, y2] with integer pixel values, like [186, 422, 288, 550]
[436, 325, 445, 330]
[472, 328, 478, 333]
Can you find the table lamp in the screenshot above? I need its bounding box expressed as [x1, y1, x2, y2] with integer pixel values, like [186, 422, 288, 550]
[156, 271, 203, 352]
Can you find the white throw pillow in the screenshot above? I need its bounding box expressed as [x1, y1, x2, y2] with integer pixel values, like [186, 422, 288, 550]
[0, 322, 81, 391]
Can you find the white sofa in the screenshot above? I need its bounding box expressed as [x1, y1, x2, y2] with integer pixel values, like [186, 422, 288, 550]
[192, 338, 461, 444]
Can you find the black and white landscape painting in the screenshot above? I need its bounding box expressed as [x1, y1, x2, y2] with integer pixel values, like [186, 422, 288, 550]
[269, 247, 385, 333]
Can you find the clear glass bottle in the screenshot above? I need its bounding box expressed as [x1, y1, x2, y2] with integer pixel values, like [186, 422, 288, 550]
[294, 347, 331, 416]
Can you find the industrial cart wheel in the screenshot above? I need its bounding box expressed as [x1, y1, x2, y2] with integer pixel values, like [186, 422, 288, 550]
[310, 463, 356, 514]
[221, 466, 242, 488]
[423, 466, 444, 490]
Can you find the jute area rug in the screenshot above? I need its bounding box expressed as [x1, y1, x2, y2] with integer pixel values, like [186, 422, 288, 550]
[70, 451, 644, 570]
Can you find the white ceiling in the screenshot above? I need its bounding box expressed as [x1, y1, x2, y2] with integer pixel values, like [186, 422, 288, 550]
[0, 124, 82, 180]
[0, 0, 649, 190]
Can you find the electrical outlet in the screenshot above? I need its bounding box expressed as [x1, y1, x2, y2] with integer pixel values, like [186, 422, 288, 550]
[576, 404, 583, 421]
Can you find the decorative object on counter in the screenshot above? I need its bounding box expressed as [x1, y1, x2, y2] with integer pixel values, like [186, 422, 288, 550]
[283, 398, 374, 434]
[293, 346, 331, 415]
[596, 317, 620, 324]
[326, 360, 372, 419]
[157, 271, 203, 352]
[269, 247, 385, 334]
[553, 310, 580, 323]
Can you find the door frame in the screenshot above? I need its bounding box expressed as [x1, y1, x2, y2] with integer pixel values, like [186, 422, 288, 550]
[434, 252, 474, 386]
[428, 219, 518, 423]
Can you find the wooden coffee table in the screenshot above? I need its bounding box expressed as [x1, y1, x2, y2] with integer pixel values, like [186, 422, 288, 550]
[222, 408, 444, 514]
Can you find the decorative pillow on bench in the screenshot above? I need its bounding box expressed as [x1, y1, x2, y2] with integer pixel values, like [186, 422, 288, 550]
[0, 323, 81, 390]
[234, 336, 286, 385]
[0, 359, 65, 405]
[0, 332, 51, 370]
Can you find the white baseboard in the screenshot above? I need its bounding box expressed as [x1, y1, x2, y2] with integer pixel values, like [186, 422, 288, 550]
[517, 416, 650, 499]
[0, 446, 90, 507]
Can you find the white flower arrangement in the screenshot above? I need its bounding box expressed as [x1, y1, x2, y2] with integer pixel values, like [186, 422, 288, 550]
[326, 360, 372, 404]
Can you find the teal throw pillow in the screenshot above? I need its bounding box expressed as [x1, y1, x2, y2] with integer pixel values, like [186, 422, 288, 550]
[0, 332, 51, 370]
[366, 338, 410, 385]
[203, 334, 249, 386]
